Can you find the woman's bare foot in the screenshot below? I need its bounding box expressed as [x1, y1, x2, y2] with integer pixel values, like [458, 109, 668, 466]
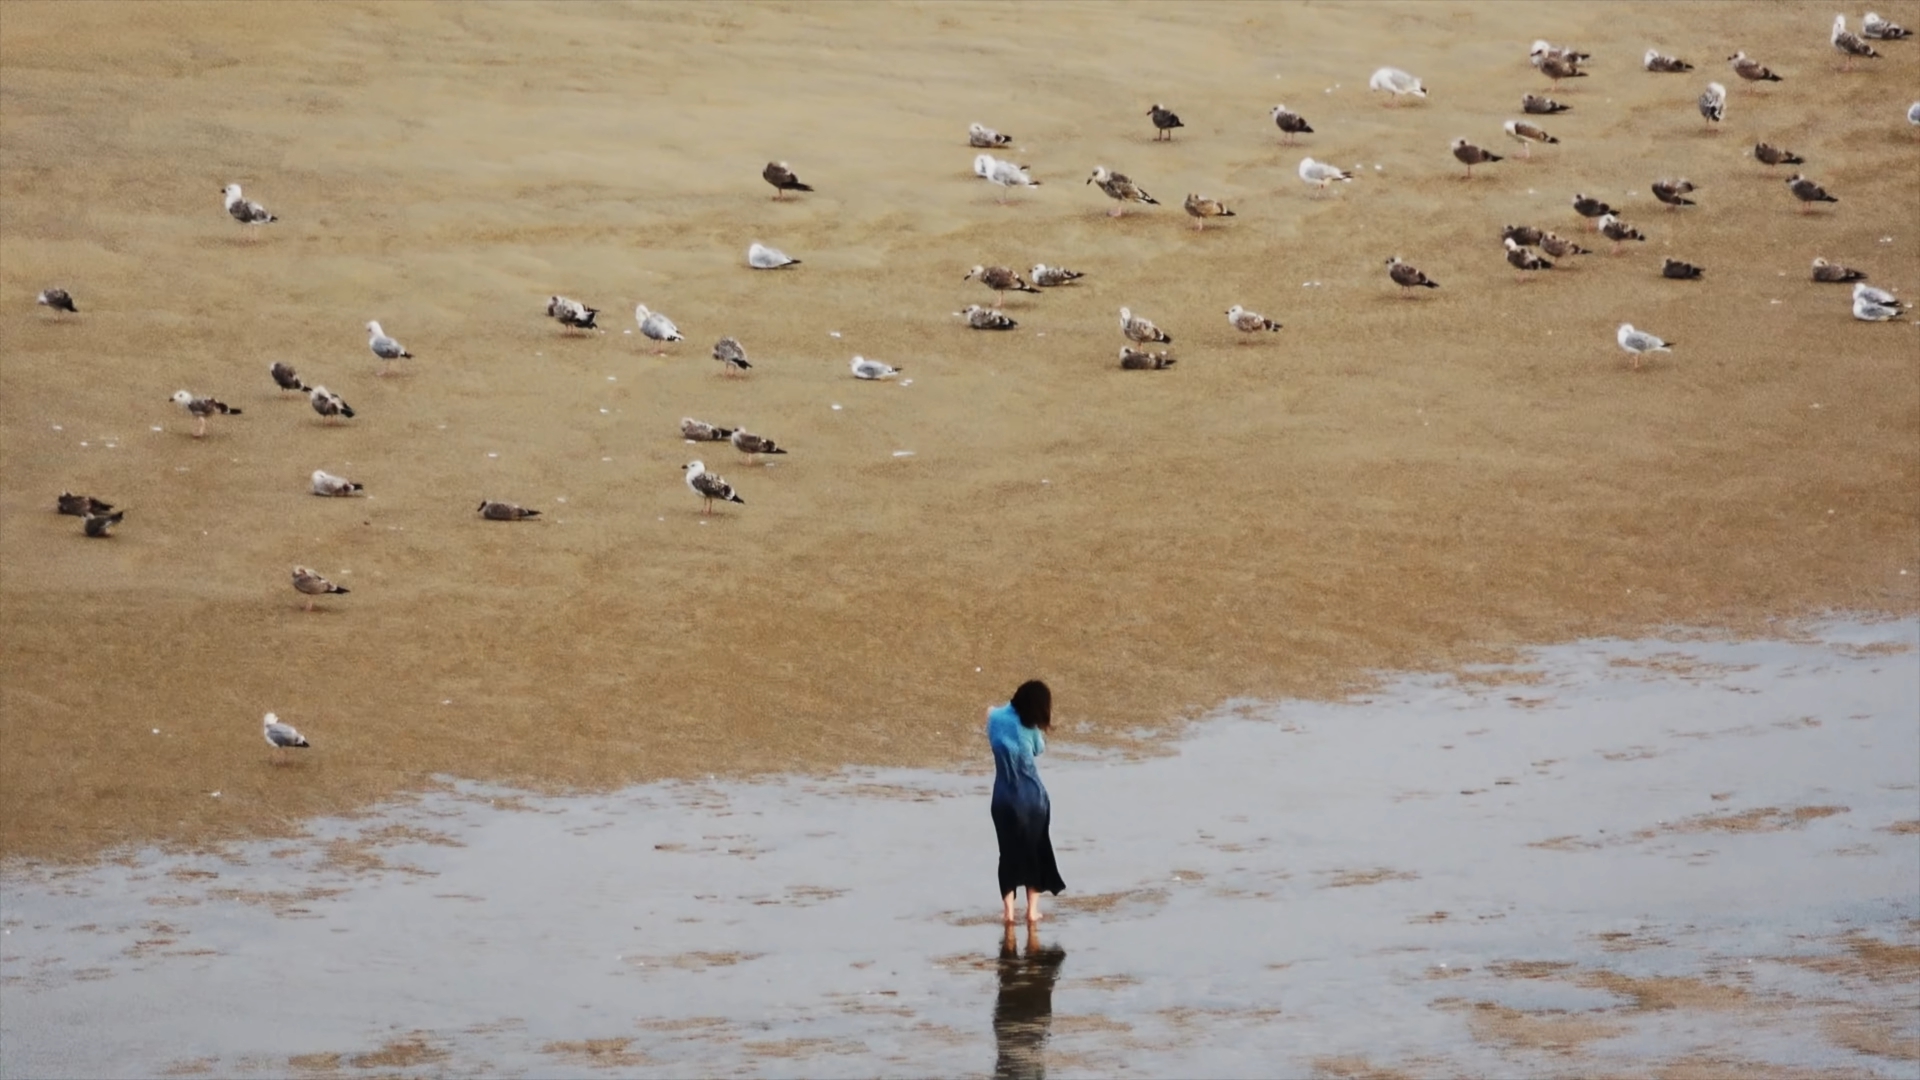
[1002, 892, 1019, 927]
[1025, 891, 1044, 925]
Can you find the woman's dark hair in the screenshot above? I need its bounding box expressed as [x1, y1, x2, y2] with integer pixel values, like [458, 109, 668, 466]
[1010, 680, 1052, 730]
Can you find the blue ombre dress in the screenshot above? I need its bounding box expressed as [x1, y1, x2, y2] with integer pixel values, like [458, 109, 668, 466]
[987, 703, 1066, 897]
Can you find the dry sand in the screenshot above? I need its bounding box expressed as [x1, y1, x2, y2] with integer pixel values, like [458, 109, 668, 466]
[1, 1, 1915, 862]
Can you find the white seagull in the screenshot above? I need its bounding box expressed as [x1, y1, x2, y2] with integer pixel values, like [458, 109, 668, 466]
[974, 154, 1041, 202]
[747, 241, 800, 269]
[1369, 67, 1427, 104]
[1853, 282, 1906, 309]
[263, 712, 311, 756]
[1853, 292, 1905, 322]
[1616, 323, 1673, 370]
[850, 356, 901, 380]
[366, 320, 411, 374]
[1298, 157, 1353, 193]
[634, 304, 683, 353]
[311, 469, 364, 497]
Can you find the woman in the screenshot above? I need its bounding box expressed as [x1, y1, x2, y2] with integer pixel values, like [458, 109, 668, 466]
[988, 679, 1066, 926]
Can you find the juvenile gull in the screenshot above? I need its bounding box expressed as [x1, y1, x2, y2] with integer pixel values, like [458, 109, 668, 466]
[546, 295, 599, 330]
[170, 390, 240, 438]
[1651, 177, 1697, 208]
[1119, 346, 1176, 370]
[1183, 193, 1234, 230]
[747, 241, 800, 269]
[1598, 214, 1646, 253]
[1451, 136, 1502, 177]
[964, 264, 1039, 306]
[269, 362, 308, 393]
[1086, 166, 1158, 215]
[222, 183, 276, 225]
[1530, 40, 1591, 65]
[291, 566, 348, 611]
[1369, 66, 1427, 104]
[969, 122, 1014, 148]
[1539, 231, 1592, 258]
[681, 417, 736, 442]
[1270, 104, 1314, 144]
[634, 304, 683, 352]
[1786, 173, 1837, 211]
[729, 429, 787, 464]
[1386, 255, 1439, 294]
[1645, 48, 1694, 72]
[1572, 193, 1617, 229]
[478, 500, 541, 521]
[1146, 103, 1184, 140]
[1502, 224, 1545, 246]
[1298, 157, 1353, 193]
[1616, 323, 1672, 370]
[682, 460, 744, 513]
[263, 713, 310, 754]
[1502, 120, 1557, 159]
[1661, 257, 1705, 280]
[1864, 12, 1911, 38]
[711, 337, 751, 376]
[850, 356, 901, 380]
[1854, 282, 1907, 309]
[1534, 53, 1587, 85]
[1225, 304, 1282, 338]
[57, 492, 113, 516]
[1119, 306, 1172, 344]
[1754, 142, 1805, 165]
[311, 469, 364, 497]
[1832, 15, 1881, 69]
[1522, 93, 1571, 114]
[1728, 51, 1782, 85]
[1030, 264, 1084, 287]
[309, 385, 354, 423]
[974, 155, 1041, 203]
[36, 287, 76, 313]
[763, 161, 812, 200]
[957, 304, 1018, 330]
[82, 509, 124, 538]
[1699, 81, 1727, 126]
[1811, 257, 1868, 282]
[1505, 237, 1554, 279]
[1852, 293, 1904, 321]
[366, 320, 412, 374]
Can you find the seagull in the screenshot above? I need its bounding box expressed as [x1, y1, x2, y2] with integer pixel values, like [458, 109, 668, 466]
[1538, 232, 1592, 258]
[1298, 157, 1352, 193]
[1529, 40, 1591, 66]
[170, 390, 240, 438]
[1854, 282, 1907, 309]
[477, 500, 541, 521]
[974, 155, 1041, 203]
[1505, 237, 1554, 279]
[850, 356, 901, 380]
[36, 287, 76, 313]
[1451, 137, 1503, 177]
[1522, 93, 1571, 114]
[969, 122, 1014, 148]
[222, 183, 276, 225]
[1811, 257, 1868, 282]
[682, 460, 743, 513]
[1572, 193, 1617, 230]
[1146, 103, 1184, 140]
[1502, 120, 1557, 159]
[1598, 214, 1646, 253]
[634, 304, 683, 352]
[1270, 104, 1313, 144]
[729, 429, 787, 464]
[1911, 101, 1920, 125]
[1616, 324, 1672, 370]
[747, 241, 800, 269]
[682, 418, 736, 441]
[291, 566, 348, 611]
[269, 362, 308, 393]
[366, 321, 411, 374]
[309, 385, 354, 423]
[1535, 54, 1586, 85]
[1225, 304, 1282, 338]
[1832, 14, 1881, 69]
[1728, 51, 1782, 85]
[82, 509, 124, 538]
[712, 337, 751, 376]
[1369, 66, 1427, 104]
[763, 161, 812, 200]
[1087, 166, 1158, 215]
[1644, 48, 1694, 72]
[546, 295, 600, 330]
[964, 265, 1039, 306]
[263, 713, 311, 756]
[57, 492, 113, 516]
[956, 304, 1018, 330]
[1183, 193, 1235, 230]
[1852, 293, 1904, 321]
[1863, 12, 1911, 38]
[1651, 178, 1697, 208]
[1502, 224, 1545, 246]
[1786, 173, 1837, 212]
[1754, 142, 1804, 166]
[311, 469, 364, 497]
[1386, 255, 1439, 294]
[1661, 257, 1705, 280]
[1030, 264, 1084, 287]
[1119, 346, 1177, 370]
[1119, 306, 1172, 344]
[1699, 82, 1727, 126]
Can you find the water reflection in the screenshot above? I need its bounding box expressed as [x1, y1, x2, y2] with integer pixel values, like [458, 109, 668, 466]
[994, 927, 1067, 1080]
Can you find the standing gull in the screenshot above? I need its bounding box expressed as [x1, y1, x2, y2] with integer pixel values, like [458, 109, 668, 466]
[974, 155, 1041, 203]
[1530, 40, 1591, 65]
[1645, 48, 1694, 72]
[1146, 103, 1184, 140]
[1651, 178, 1697, 208]
[1386, 255, 1439, 294]
[1119, 346, 1176, 370]
[1853, 292, 1905, 322]
[1522, 93, 1571, 114]
[1728, 52, 1782, 86]
[1616, 324, 1672, 370]
[478, 500, 541, 521]
[729, 429, 787, 464]
[170, 390, 240, 438]
[850, 356, 902, 380]
[1505, 237, 1554, 280]
[546, 295, 599, 330]
[1832, 15, 1881, 70]
[763, 161, 812, 200]
[1572, 193, 1617, 230]
[222, 183, 276, 225]
[1451, 137, 1502, 177]
[1270, 104, 1313, 144]
[1699, 82, 1727, 126]
[969, 122, 1014, 148]
[1598, 214, 1646, 254]
[1811, 257, 1867, 282]
[269, 362, 309, 393]
[1503, 120, 1558, 159]
[366, 321, 411, 374]
[1369, 67, 1427, 104]
[291, 566, 347, 611]
[965, 265, 1040, 306]
[634, 304, 683, 352]
[1119, 307, 1172, 344]
[1298, 157, 1352, 194]
[263, 713, 311, 756]
[311, 470, 364, 497]
[1786, 173, 1837, 212]
[1224, 305, 1282, 338]
[1661, 257, 1705, 280]
[682, 418, 736, 442]
[712, 337, 751, 376]
[82, 509, 124, 538]
[957, 304, 1019, 330]
[1086, 166, 1158, 216]
[1754, 142, 1805, 165]
[1539, 232, 1592, 258]
[1030, 264, 1083, 287]
[309, 385, 354, 423]
[36, 288, 77, 313]
[747, 242, 800, 269]
[682, 460, 744, 513]
[1183, 193, 1234, 230]
[1863, 12, 1911, 38]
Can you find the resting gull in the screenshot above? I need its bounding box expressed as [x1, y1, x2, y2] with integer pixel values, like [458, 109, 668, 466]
[1728, 51, 1782, 85]
[1505, 237, 1554, 279]
[1852, 293, 1904, 322]
[1644, 48, 1694, 72]
[1855, 283, 1907, 311]
[957, 304, 1018, 330]
[1451, 137, 1503, 177]
[1183, 193, 1235, 230]
[682, 418, 737, 442]
[36, 287, 76, 313]
[729, 429, 787, 464]
[747, 241, 800, 269]
[170, 390, 240, 438]
[969, 122, 1014, 148]
[1298, 157, 1352, 193]
[291, 565, 348, 611]
[964, 265, 1039, 306]
[974, 154, 1041, 203]
[366, 320, 412, 374]
[269, 362, 309, 393]
[712, 337, 751, 376]
[1119, 346, 1176, 370]
[1864, 12, 1911, 39]
[223, 183, 276, 225]
[1087, 166, 1158, 215]
[311, 470, 364, 497]
[1534, 54, 1587, 85]
[1386, 255, 1439, 294]
[1503, 120, 1558, 159]
[1699, 82, 1727, 126]
[1539, 232, 1592, 258]
[1616, 324, 1672, 370]
[82, 509, 124, 538]
[1661, 257, 1705, 280]
[1910, 101, 1920, 125]
[1119, 306, 1172, 344]
[1225, 304, 1282, 338]
[264, 713, 311, 755]
[682, 460, 744, 513]
[477, 500, 541, 521]
[850, 356, 901, 380]
[1754, 142, 1805, 165]
[1369, 67, 1427, 104]
[1651, 178, 1697, 209]
[1270, 104, 1313, 144]
[1522, 93, 1571, 114]
[1146, 103, 1184, 140]
[309, 385, 354, 423]
[1812, 258, 1868, 283]
[1030, 264, 1084, 287]
[1530, 40, 1590, 65]
[1572, 193, 1617, 229]
[57, 492, 113, 516]
[634, 304, 683, 352]
[1502, 224, 1545, 247]
[1786, 173, 1837, 211]
[1598, 214, 1646, 254]
[1832, 15, 1881, 69]
[763, 161, 812, 200]
[546, 295, 600, 330]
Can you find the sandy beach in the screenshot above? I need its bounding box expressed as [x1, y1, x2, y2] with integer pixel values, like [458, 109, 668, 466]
[2, 0, 1917, 869]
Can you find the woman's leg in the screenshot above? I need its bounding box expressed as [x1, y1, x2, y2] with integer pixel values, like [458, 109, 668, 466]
[1003, 890, 1020, 927]
[1025, 887, 1043, 925]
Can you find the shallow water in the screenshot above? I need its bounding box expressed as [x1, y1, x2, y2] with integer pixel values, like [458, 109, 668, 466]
[4, 619, 1916, 1077]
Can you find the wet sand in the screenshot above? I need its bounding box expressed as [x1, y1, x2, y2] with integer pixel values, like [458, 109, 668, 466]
[1, 2, 1917, 863]
[3, 621, 1914, 1076]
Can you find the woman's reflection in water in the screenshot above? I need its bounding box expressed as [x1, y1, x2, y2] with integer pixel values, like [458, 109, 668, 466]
[993, 925, 1067, 1080]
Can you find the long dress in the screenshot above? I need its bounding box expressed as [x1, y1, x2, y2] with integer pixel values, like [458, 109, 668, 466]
[987, 703, 1066, 897]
